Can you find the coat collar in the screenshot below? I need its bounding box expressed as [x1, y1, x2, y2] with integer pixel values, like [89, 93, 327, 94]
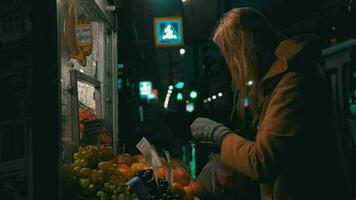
[261, 34, 318, 83]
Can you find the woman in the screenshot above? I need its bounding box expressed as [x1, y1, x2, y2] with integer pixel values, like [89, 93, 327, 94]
[191, 7, 352, 200]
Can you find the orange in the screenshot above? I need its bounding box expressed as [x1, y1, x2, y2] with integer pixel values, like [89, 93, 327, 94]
[79, 167, 92, 177]
[156, 166, 167, 179]
[90, 170, 100, 183]
[188, 181, 202, 196]
[130, 162, 151, 173]
[98, 146, 113, 160]
[172, 182, 185, 199]
[184, 185, 195, 200]
[79, 123, 84, 131]
[98, 161, 113, 171]
[116, 153, 135, 166]
[134, 154, 145, 162]
[117, 164, 133, 180]
[173, 167, 191, 186]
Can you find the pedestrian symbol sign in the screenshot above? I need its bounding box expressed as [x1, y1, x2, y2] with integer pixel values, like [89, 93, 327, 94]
[162, 24, 178, 40]
[154, 16, 184, 47]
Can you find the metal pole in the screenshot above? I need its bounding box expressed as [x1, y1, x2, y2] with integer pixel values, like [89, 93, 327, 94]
[168, 48, 173, 84]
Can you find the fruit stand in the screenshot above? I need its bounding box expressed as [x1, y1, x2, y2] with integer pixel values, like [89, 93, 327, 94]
[62, 143, 202, 200]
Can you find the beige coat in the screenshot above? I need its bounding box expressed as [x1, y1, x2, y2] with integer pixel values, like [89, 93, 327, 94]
[220, 35, 352, 200]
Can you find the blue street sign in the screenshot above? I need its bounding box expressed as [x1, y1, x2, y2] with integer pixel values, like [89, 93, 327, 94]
[139, 81, 153, 99]
[154, 17, 184, 47]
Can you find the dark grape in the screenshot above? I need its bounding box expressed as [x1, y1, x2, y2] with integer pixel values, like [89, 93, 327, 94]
[161, 193, 172, 200]
[144, 169, 153, 178]
[149, 194, 157, 200]
[172, 193, 181, 200]
[158, 179, 169, 189]
[141, 174, 148, 182]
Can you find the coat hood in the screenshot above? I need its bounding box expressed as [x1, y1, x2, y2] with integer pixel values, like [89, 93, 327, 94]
[261, 34, 323, 83]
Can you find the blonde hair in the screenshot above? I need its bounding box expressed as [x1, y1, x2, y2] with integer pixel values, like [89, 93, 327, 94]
[213, 7, 283, 128]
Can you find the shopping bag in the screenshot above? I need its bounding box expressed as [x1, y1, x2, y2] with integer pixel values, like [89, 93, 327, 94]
[196, 153, 250, 194]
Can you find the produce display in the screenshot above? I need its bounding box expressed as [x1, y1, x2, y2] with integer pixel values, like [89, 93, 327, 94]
[62, 145, 137, 200]
[62, 145, 201, 200]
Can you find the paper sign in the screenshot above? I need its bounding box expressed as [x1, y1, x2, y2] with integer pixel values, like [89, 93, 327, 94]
[76, 24, 91, 46]
[136, 137, 152, 157]
[150, 147, 163, 168]
[136, 137, 162, 168]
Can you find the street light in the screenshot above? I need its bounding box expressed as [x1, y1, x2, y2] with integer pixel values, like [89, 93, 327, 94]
[179, 48, 186, 55]
[190, 91, 198, 99]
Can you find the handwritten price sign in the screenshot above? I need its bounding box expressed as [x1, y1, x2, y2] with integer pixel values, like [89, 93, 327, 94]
[76, 24, 92, 46]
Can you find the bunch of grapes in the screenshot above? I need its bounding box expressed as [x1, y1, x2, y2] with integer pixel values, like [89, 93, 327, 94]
[95, 182, 138, 200]
[133, 169, 183, 200]
[62, 145, 139, 200]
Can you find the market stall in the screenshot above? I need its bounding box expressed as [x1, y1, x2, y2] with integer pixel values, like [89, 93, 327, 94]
[59, 1, 202, 199]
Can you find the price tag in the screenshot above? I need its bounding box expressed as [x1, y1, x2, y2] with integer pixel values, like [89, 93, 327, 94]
[76, 24, 91, 46]
[150, 146, 162, 168]
[136, 137, 162, 168]
[136, 137, 152, 157]
[136, 137, 163, 188]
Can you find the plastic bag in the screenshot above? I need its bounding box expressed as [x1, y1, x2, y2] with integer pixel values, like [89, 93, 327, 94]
[196, 153, 231, 194]
[196, 153, 250, 195]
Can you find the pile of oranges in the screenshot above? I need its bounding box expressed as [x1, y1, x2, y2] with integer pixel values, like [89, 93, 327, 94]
[156, 164, 202, 200]
[116, 153, 151, 180]
[117, 154, 202, 200]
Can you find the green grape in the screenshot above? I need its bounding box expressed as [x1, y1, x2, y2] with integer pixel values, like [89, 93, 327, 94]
[80, 159, 88, 167]
[79, 178, 90, 189]
[118, 194, 126, 200]
[74, 159, 81, 167]
[73, 152, 80, 160]
[73, 166, 81, 176]
[88, 183, 97, 193]
[110, 184, 117, 192]
[132, 194, 139, 200]
[104, 182, 111, 191]
[97, 190, 105, 197]
[116, 185, 128, 194]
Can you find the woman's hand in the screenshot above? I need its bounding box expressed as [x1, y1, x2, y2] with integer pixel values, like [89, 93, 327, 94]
[190, 117, 231, 145]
